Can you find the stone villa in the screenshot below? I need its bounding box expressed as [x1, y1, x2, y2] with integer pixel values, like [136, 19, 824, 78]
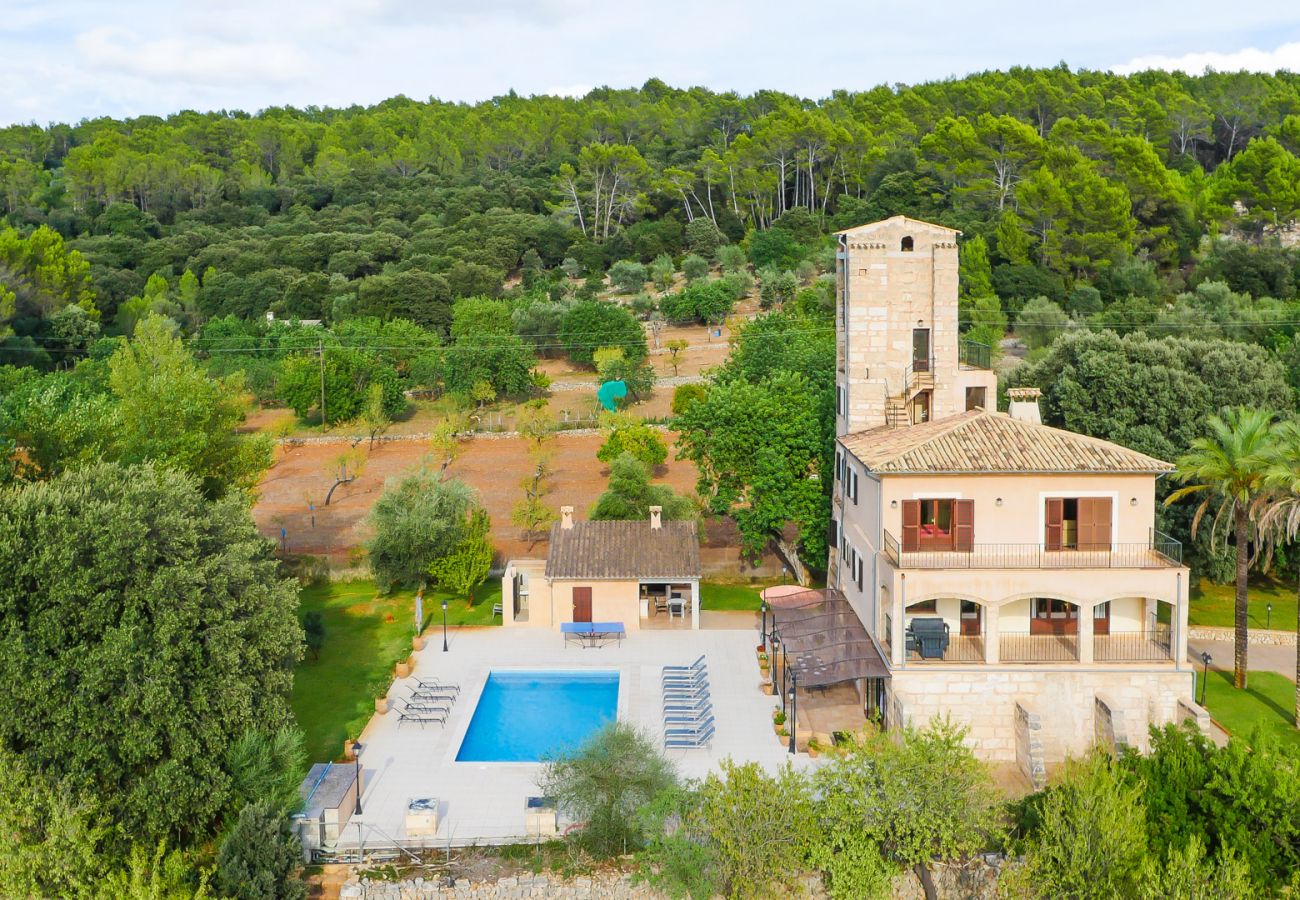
[826, 216, 1203, 778]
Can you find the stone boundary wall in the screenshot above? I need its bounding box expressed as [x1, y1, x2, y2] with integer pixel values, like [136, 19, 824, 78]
[1093, 694, 1129, 754]
[1177, 697, 1213, 736]
[1015, 702, 1046, 790]
[1188, 626, 1295, 647]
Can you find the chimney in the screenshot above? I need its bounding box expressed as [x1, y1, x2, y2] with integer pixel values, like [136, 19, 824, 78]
[560, 506, 574, 530]
[649, 506, 663, 530]
[1007, 387, 1042, 425]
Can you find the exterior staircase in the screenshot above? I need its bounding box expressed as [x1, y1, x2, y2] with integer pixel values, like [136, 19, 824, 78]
[885, 361, 934, 428]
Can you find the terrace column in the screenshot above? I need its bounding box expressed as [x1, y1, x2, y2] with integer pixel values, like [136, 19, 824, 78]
[690, 580, 700, 630]
[1078, 603, 1095, 664]
[984, 602, 1000, 664]
[891, 578, 905, 667]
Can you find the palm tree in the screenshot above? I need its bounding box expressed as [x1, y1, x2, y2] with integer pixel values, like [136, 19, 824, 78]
[1254, 418, 1300, 727]
[1165, 407, 1276, 690]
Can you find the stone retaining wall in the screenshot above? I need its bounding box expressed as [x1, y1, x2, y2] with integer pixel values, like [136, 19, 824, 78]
[1188, 626, 1296, 646]
[340, 873, 658, 899]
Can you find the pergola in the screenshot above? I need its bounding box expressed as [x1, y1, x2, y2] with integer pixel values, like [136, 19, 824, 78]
[761, 589, 890, 753]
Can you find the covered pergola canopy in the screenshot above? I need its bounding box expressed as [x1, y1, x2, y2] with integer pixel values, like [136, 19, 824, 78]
[768, 589, 889, 688]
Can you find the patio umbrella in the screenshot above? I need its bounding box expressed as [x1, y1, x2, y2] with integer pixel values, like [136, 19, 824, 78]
[760, 584, 822, 608]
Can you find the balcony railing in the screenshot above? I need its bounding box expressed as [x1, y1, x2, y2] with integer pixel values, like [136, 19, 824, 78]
[959, 339, 992, 370]
[1000, 632, 1079, 663]
[907, 633, 985, 663]
[1093, 627, 1172, 662]
[883, 529, 1182, 569]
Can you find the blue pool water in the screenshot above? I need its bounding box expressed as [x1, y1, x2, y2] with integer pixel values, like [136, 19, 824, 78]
[456, 670, 619, 763]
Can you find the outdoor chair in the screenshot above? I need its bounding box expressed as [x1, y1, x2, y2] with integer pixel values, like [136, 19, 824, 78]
[662, 667, 708, 684]
[393, 697, 451, 714]
[663, 654, 706, 673]
[906, 617, 950, 660]
[662, 675, 708, 691]
[662, 693, 711, 711]
[408, 687, 457, 703]
[663, 684, 710, 700]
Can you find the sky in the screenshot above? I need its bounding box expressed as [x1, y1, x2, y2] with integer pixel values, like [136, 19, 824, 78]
[1, 1, 1299, 125]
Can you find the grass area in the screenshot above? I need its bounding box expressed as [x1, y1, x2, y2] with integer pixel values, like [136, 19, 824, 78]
[292, 578, 501, 762]
[699, 581, 767, 610]
[1199, 668, 1300, 749]
[1189, 576, 1298, 630]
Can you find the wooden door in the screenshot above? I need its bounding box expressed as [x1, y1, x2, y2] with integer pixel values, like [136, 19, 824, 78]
[953, 500, 974, 552]
[1030, 598, 1078, 635]
[1093, 601, 1111, 636]
[960, 600, 981, 636]
[912, 328, 931, 370]
[572, 587, 592, 623]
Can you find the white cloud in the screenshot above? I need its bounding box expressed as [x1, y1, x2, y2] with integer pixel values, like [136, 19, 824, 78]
[1113, 41, 1300, 75]
[73, 26, 313, 86]
[543, 83, 594, 98]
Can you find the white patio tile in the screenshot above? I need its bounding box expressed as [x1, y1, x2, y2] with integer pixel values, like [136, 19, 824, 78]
[342, 626, 814, 848]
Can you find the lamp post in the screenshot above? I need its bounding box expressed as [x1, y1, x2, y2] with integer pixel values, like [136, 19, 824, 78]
[352, 742, 364, 815]
[1267, 602, 1273, 629]
[441, 599, 449, 652]
[788, 669, 798, 755]
[760, 600, 768, 645]
[1198, 651, 1212, 706]
[781, 565, 789, 585]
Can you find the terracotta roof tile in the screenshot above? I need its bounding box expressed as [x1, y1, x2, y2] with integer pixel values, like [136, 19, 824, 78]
[545, 520, 701, 580]
[839, 409, 1173, 475]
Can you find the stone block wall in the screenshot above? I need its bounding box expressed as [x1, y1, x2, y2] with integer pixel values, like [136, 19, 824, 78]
[1177, 697, 1213, 737]
[1093, 693, 1130, 754]
[890, 667, 1197, 762]
[1015, 702, 1047, 790]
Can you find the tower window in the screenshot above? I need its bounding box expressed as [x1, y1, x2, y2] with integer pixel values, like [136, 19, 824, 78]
[900, 235, 914, 252]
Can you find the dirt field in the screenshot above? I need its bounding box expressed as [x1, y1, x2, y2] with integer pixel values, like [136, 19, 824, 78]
[252, 430, 780, 576]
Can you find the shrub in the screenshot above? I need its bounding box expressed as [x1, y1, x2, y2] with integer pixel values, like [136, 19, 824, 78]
[759, 269, 798, 308]
[536, 723, 677, 857]
[1016, 296, 1070, 349]
[608, 260, 648, 294]
[717, 244, 748, 273]
[559, 301, 647, 367]
[685, 218, 725, 259]
[648, 254, 675, 291]
[671, 383, 707, 416]
[216, 802, 307, 900]
[597, 416, 668, 468]
[681, 254, 710, 282]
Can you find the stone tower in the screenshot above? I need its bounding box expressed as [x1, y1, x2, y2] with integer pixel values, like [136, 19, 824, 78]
[834, 216, 996, 436]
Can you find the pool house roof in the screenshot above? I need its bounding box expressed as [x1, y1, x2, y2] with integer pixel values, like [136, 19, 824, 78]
[545, 519, 701, 581]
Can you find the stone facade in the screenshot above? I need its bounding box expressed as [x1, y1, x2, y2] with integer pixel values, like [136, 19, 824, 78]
[834, 216, 995, 433]
[1093, 693, 1130, 754]
[889, 667, 1198, 762]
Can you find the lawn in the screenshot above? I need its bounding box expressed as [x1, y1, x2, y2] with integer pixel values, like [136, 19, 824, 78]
[1199, 667, 1300, 749]
[1189, 576, 1298, 630]
[699, 581, 768, 610]
[292, 578, 501, 762]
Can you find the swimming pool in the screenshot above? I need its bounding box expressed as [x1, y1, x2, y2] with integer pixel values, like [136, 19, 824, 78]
[455, 670, 619, 763]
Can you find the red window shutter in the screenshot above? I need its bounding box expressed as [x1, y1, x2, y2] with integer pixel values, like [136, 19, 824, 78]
[953, 499, 974, 552]
[1045, 498, 1063, 551]
[901, 500, 921, 552]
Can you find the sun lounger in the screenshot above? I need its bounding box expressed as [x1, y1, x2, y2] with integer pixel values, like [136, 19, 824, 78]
[408, 688, 457, 703]
[398, 710, 447, 727]
[662, 654, 706, 673]
[664, 724, 715, 748]
[665, 716, 716, 737]
[663, 705, 712, 725]
[393, 698, 451, 714]
[662, 671, 708, 686]
[415, 677, 461, 693]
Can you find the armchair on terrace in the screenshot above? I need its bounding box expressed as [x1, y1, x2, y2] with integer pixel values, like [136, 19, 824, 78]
[906, 617, 951, 660]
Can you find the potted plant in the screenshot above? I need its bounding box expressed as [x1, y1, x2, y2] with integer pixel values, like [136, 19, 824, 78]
[412, 633, 426, 652]
[806, 738, 823, 759]
[343, 738, 357, 760]
[375, 693, 390, 714]
[772, 709, 786, 735]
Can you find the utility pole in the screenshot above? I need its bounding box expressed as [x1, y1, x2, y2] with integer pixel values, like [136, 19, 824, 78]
[318, 340, 327, 429]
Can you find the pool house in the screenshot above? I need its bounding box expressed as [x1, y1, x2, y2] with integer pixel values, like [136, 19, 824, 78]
[502, 505, 703, 631]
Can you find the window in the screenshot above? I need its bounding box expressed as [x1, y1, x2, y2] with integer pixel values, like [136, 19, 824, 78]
[907, 599, 937, 614]
[910, 390, 931, 424]
[901, 499, 974, 552]
[853, 550, 864, 591]
[1045, 497, 1113, 551]
[965, 386, 986, 411]
[836, 385, 845, 416]
[834, 450, 842, 485]
[850, 468, 859, 504]
[1032, 598, 1077, 619]
[900, 235, 914, 252]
